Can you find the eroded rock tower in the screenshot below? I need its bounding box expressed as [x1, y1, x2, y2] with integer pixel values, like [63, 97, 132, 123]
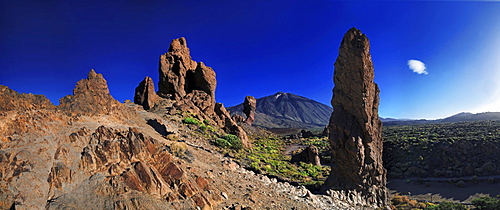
[322, 27, 387, 208]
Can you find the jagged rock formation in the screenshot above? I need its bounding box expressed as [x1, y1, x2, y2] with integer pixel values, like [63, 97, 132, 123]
[228, 92, 332, 129]
[156, 37, 248, 147]
[134, 76, 159, 110]
[0, 85, 54, 112]
[290, 145, 321, 166]
[59, 69, 123, 116]
[243, 96, 257, 125]
[322, 28, 387, 208]
[158, 37, 216, 112]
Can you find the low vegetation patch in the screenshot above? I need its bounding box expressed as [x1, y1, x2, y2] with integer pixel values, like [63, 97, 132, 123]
[183, 117, 201, 125]
[234, 136, 330, 190]
[170, 142, 188, 157]
[384, 120, 500, 178]
[214, 134, 243, 150]
[471, 195, 500, 210]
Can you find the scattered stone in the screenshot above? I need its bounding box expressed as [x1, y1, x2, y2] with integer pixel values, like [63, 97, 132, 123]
[322, 27, 387, 208]
[221, 192, 229, 199]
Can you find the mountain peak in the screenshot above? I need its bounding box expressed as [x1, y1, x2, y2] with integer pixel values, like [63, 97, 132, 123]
[227, 93, 332, 129]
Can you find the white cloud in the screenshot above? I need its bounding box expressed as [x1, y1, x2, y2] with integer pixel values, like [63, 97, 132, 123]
[408, 59, 428, 75]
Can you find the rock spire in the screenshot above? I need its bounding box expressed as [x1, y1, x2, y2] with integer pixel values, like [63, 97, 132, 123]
[243, 96, 256, 125]
[134, 76, 159, 110]
[322, 28, 387, 208]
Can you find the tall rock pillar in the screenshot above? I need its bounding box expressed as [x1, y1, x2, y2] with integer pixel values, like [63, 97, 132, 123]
[322, 28, 387, 208]
[243, 96, 256, 125]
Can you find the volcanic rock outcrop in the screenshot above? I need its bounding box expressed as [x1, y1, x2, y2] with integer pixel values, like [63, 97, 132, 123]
[59, 69, 123, 116]
[322, 28, 387, 208]
[158, 37, 216, 112]
[243, 96, 256, 125]
[134, 76, 159, 110]
[156, 37, 248, 147]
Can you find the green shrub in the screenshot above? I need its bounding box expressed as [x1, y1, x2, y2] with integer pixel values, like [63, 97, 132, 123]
[214, 135, 243, 150]
[183, 117, 200, 125]
[215, 138, 232, 148]
[222, 134, 243, 149]
[471, 196, 500, 210]
[425, 202, 466, 210]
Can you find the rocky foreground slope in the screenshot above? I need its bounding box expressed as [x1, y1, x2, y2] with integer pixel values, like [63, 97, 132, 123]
[0, 71, 339, 209]
[0, 36, 377, 209]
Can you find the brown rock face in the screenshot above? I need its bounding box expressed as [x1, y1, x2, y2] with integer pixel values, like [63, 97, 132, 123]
[243, 96, 256, 125]
[322, 28, 387, 207]
[59, 69, 122, 115]
[46, 126, 222, 209]
[134, 76, 159, 110]
[0, 85, 54, 112]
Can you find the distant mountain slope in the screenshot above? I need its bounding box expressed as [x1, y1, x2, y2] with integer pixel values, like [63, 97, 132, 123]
[383, 112, 500, 126]
[227, 92, 333, 129]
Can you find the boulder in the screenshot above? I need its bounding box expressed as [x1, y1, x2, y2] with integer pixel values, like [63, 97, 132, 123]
[322, 28, 387, 208]
[290, 145, 321, 166]
[134, 76, 159, 110]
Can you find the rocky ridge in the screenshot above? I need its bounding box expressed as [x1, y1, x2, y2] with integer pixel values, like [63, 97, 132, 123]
[0, 85, 55, 112]
[322, 27, 387, 208]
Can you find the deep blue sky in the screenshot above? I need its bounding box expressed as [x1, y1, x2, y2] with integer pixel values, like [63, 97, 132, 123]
[1, 1, 500, 119]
